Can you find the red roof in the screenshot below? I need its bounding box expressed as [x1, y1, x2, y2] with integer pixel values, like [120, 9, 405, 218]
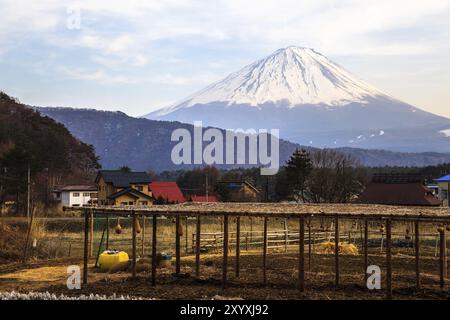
[149, 181, 185, 204]
[190, 195, 219, 203]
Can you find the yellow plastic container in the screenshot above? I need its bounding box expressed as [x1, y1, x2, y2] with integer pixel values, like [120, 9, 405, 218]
[98, 250, 130, 272]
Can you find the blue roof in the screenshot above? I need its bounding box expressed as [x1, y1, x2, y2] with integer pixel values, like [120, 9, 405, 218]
[435, 174, 450, 182]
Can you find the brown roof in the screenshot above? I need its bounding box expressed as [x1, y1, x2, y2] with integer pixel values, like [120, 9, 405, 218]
[356, 182, 441, 207]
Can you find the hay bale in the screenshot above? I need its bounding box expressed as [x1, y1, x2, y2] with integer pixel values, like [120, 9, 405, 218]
[339, 242, 358, 255]
[318, 241, 358, 255]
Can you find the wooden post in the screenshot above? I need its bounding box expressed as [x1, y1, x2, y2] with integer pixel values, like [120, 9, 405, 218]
[439, 228, 447, 289]
[308, 221, 312, 271]
[131, 213, 137, 278]
[83, 210, 89, 285]
[141, 216, 145, 257]
[22, 203, 35, 263]
[250, 217, 253, 244]
[414, 220, 420, 290]
[245, 232, 249, 251]
[175, 214, 181, 274]
[185, 216, 189, 254]
[236, 216, 241, 278]
[214, 234, 218, 253]
[151, 214, 157, 286]
[386, 219, 392, 299]
[284, 218, 288, 252]
[222, 214, 229, 290]
[89, 210, 94, 258]
[364, 219, 369, 285]
[263, 217, 268, 286]
[299, 217, 305, 292]
[334, 216, 340, 286]
[106, 215, 109, 250]
[195, 215, 201, 278]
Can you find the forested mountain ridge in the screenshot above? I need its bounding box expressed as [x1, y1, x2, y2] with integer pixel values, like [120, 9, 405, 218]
[0, 92, 100, 211]
[37, 106, 450, 171]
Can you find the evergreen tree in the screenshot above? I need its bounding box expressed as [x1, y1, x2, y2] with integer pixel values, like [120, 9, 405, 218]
[285, 149, 313, 203]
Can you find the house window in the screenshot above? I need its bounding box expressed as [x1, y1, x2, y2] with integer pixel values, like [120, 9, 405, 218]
[90, 193, 98, 198]
[73, 193, 80, 197]
[83, 193, 90, 197]
[129, 201, 134, 205]
[135, 185, 144, 192]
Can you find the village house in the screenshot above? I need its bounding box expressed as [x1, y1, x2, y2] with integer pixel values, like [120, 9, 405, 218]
[149, 181, 186, 204]
[95, 170, 153, 206]
[52, 185, 98, 208]
[435, 174, 450, 207]
[356, 173, 441, 207]
[217, 180, 261, 202]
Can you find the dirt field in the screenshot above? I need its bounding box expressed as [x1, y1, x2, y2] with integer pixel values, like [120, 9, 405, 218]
[0, 247, 448, 300]
[1, 215, 448, 300]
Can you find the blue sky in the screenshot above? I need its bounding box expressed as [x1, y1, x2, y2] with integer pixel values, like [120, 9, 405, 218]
[0, 0, 449, 117]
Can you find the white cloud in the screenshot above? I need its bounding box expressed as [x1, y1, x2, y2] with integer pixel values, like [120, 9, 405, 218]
[1, 0, 448, 57]
[58, 66, 136, 84]
[152, 73, 222, 86]
[1, 0, 449, 116]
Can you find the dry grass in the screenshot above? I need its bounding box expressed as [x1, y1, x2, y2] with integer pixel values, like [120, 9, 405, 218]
[0, 248, 448, 300]
[0, 215, 448, 300]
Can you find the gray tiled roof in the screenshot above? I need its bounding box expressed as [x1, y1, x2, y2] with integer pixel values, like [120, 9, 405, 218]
[97, 170, 151, 188]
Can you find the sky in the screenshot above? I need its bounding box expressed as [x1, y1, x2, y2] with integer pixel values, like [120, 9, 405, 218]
[0, 0, 449, 118]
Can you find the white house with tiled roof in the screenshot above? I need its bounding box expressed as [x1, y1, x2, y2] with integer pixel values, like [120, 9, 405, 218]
[52, 185, 98, 207]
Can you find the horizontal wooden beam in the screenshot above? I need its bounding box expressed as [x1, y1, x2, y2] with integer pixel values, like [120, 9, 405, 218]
[64, 206, 450, 223]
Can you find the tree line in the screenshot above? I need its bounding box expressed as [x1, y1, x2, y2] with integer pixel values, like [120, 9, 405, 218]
[152, 150, 449, 203]
[0, 92, 100, 215]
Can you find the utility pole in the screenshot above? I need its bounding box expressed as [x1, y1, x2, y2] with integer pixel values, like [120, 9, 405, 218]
[27, 164, 31, 219]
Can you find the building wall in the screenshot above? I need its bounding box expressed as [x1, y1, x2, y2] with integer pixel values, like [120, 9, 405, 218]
[228, 185, 259, 202]
[62, 191, 93, 207]
[97, 176, 115, 205]
[438, 182, 449, 206]
[130, 184, 152, 197]
[113, 194, 152, 206]
[97, 176, 152, 206]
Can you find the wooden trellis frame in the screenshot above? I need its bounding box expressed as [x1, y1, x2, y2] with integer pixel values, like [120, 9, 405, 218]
[74, 203, 450, 299]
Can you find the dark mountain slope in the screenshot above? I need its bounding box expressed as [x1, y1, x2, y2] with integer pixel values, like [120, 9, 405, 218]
[37, 107, 450, 171]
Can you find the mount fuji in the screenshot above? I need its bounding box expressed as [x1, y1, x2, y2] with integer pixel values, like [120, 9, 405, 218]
[146, 46, 450, 152]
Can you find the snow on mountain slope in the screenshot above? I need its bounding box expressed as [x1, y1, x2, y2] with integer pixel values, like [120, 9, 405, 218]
[152, 46, 391, 117]
[146, 46, 450, 152]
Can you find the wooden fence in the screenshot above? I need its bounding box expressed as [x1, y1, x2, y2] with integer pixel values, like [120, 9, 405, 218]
[74, 205, 450, 299]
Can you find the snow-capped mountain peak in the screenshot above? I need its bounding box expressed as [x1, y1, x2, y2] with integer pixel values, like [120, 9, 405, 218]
[153, 46, 390, 116]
